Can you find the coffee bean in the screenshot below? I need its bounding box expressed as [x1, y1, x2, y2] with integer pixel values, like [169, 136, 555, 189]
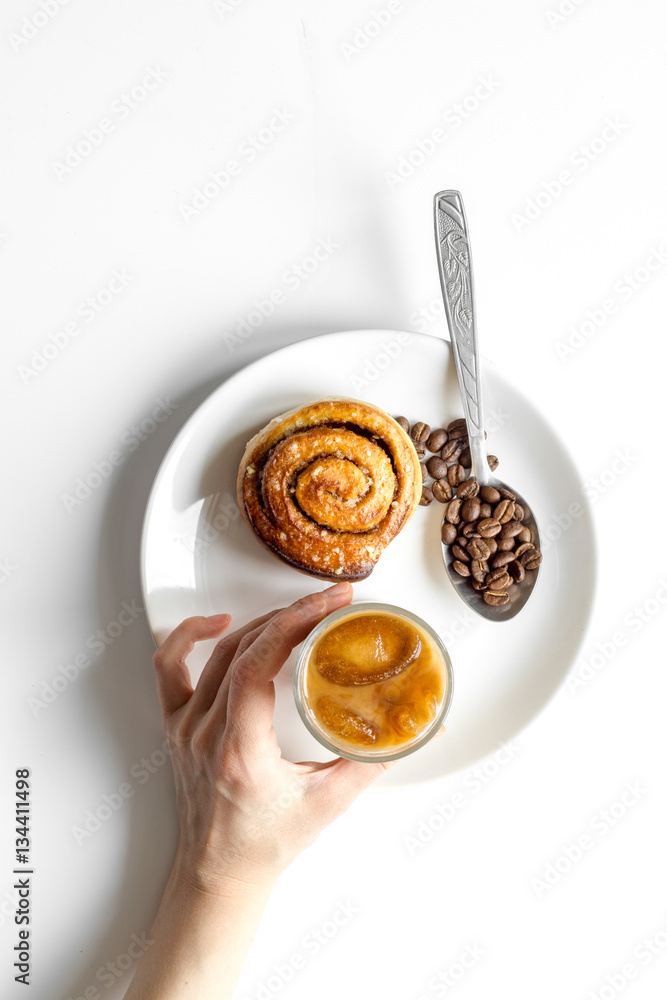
[471, 559, 489, 583]
[480, 485, 500, 503]
[441, 522, 457, 545]
[471, 579, 487, 591]
[457, 478, 479, 499]
[456, 535, 468, 548]
[491, 550, 515, 568]
[517, 544, 537, 566]
[486, 537, 498, 556]
[496, 537, 516, 552]
[458, 446, 471, 468]
[395, 416, 410, 433]
[500, 520, 523, 539]
[420, 485, 434, 506]
[487, 455, 499, 471]
[479, 502, 492, 519]
[483, 589, 509, 606]
[493, 499, 515, 524]
[414, 440, 426, 459]
[445, 498, 462, 524]
[452, 559, 471, 577]
[486, 568, 511, 589]
[446, 442, 465, 464]
[427, 456, 449, 480]
[411, 421, 430, 443]
[499, 488, 516, 501]
[449, 429, 469, 443]
[468, 537, 491, 561]
[517, 526, 532, 544]
[432, 479, 453, 503]
[513, 503, 524, 521]
[448, 464, 465, 487]
[508, 560, 525, 583]
[521, 548, 543, 571]
[477, 517, 501, 538]
[440, 438, 460, 461]
[447, 418, 467, 437]
[452, 544, 470, 563]
[426, 428, 448, 452]
[420, 462, 429, 481]
[461, 497, 481, 522]
[461, 522, 480, 538]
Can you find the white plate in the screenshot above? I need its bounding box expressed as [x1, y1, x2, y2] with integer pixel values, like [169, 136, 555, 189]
[141, 330, 596, 787]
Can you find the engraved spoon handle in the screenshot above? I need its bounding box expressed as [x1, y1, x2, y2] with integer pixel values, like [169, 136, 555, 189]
[433, 190, 489, 486]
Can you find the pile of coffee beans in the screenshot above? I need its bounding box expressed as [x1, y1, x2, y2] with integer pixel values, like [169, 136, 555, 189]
[394, 416, 498, 505]
[395, 416, 542, 607]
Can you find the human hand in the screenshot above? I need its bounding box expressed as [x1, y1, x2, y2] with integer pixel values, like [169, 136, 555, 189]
[152, 582, 394, 896]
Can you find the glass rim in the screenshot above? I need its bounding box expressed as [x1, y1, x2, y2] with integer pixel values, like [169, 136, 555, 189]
[293, 601, 455, 763]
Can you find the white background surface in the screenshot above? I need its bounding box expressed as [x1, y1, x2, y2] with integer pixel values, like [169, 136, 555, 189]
[1, 2, 666, 998]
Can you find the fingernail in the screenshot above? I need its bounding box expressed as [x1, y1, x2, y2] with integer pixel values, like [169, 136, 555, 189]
[207, 613, 230, 622]
[297, 583, 350, 620]
[324, 582, 352, 597]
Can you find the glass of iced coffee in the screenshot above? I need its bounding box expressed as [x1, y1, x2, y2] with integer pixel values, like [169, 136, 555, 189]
[293, 602, 454, 763]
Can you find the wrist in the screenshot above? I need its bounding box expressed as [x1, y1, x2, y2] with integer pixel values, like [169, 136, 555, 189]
[125, 843, 278, 1000]
[169, 843, 281, 903]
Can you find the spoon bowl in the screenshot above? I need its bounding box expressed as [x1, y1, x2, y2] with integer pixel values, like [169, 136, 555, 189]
[440, 473, 541, 622]
[434, 190, 542, 621]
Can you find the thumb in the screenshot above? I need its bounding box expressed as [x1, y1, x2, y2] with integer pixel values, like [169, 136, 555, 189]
[306, 723, 447, 816]
[308, 755, 396, 818]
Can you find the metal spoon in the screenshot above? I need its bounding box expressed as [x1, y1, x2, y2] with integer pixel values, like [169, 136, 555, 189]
[434, 190, 541, 621]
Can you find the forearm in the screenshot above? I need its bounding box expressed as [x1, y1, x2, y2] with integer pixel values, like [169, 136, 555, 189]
[124, 859, 277, 1000]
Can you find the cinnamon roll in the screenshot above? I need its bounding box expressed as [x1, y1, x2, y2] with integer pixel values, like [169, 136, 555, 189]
[237, 397, 421, 581]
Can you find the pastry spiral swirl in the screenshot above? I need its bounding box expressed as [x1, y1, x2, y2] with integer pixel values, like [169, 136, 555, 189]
[237, 397, 421, 581]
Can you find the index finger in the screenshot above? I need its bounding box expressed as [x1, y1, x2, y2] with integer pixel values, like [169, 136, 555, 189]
[224, 583, 352, 749]
[191, 608, 284, 713]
